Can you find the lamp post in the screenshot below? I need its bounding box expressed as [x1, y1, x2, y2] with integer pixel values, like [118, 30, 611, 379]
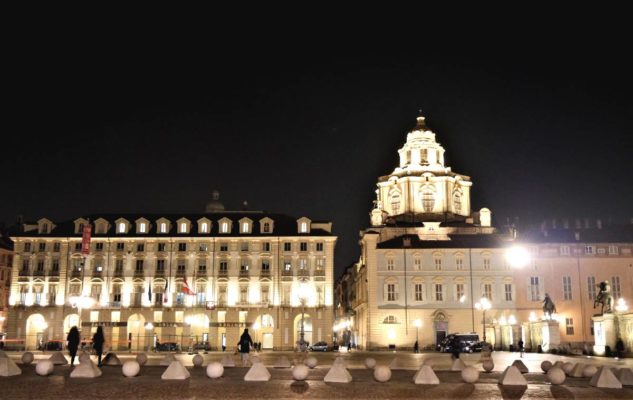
[145, 322, 154, 352]
[475, 297, 491, 343]
[297, 278, 309, 351]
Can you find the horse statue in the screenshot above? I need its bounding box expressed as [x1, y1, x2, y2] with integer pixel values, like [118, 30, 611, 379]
[542, 293, 557, 318]
[594, 281, 613, 314]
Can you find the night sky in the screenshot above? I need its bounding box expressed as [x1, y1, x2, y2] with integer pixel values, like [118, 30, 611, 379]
[4, 26, 633, 277]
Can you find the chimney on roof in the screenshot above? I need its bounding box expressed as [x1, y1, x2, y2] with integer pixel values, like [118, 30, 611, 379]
[597, 219, 602, 229]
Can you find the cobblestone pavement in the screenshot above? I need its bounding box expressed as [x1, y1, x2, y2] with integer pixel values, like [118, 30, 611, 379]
[2, 350, 633, 399]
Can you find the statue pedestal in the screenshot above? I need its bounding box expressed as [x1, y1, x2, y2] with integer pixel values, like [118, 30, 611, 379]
[528, 320, 560, 352]
[592, 313, 616, 356]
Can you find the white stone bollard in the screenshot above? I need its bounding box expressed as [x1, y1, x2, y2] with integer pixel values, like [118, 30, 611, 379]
[192, 354, 204, 367]
[562, 362, 574, 376]
[541, 360, 552, 372]
[482, 359, 494, 372]
[292, 364, 310, 381]
[36, 360, 54, 376]
[206, 362, 224, 379]
[461, 366, 479, 383]
[136, 353, 148, 366]
[304, 356, 318, 369]
[373, 365, 392, 382]
[364, 358, 376, 369]
[122, 361, 140, 377]
[21, 352, 34, 365]
[547, 367, 566, 385]
[583, 365, 597, 378]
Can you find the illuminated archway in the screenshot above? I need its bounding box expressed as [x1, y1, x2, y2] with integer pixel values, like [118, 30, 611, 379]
[25, 313, 47, 350]
[127, 313, 146, 351]
[253, 313, 275, 349]
[63, 313, 80, 334]
[185, 313, 210, 347]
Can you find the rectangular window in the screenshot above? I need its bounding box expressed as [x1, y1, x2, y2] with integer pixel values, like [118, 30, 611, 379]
[199, 243, 208, 252]
[299, 259, 307, 269]
[135, 260, 144, 272]
[284, 242, 292, 252]
[178, 243, 186, 252]
[608, 245, 618, 255]
[387, 259, 394, 271]
[261, 260, 270, 271]
[456, 258, 463, 270]
[316, 258, 325, 269]
[483, 283, 492, 300]
[116, 242, 125, 251]
[587, 276, 596, 300]
[300, 242, 308, 252]
[560, 246, 570, 256]
[240, 242, 249, 252]
[316, 242, 324, 252]
[158, 243, 166, 252]
[157, 260, 165, 272]
[483, 258, 491, 270]
[53, 242, 61, 252]
[263, 242, 271, 252]
[220, 243, 228, 252]
[52, 259, 59, 272]
[563, 276, 572, 300]
[75, 243, 82, 251]
[504, 284, 513, 301]
[530, 276, 540, 301]
[39, 243, 46, 252]
[456, 283, 464, 301]
[198, 262, 206, 272]
[435, 284, 443, 301]
[584, 245, 594, 255]
[96, 243, 104, 251]
[36, 260, 45, 273]
[387, 284, 397, 301]
[137, 243, 144, 252]
[284, 262, 292, 271]
[415, 283, 424, 301]
[177, 261, 186, 272]
[24, 243, 31, 252]
[240, 261, 249, 271]
[219, 261, 228, 272]
[115, 260, 124, 272]
[565, 318, 574, 335]
[414, 258, 421, 270]
[612, 276, 621, 299]
[434, 259, 442, 271]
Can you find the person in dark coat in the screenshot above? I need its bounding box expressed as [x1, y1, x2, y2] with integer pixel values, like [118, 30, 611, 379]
[237, 328, 254, 366]
[67, 326, 80, 366]
[92, 326, 105, 366]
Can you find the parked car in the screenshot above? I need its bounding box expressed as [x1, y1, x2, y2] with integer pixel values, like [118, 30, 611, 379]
[156, 342, 180, 352]
[308, 341, 330, 352]
[192, 341, 211, 351]
[438, 333, 482, 353]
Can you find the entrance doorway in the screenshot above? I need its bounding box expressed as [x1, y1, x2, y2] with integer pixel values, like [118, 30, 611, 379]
[262, 333, 273, 349]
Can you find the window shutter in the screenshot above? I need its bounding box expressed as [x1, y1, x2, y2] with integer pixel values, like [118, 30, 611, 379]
[383, 283, 388, 302]
[395, 284, 399, 301]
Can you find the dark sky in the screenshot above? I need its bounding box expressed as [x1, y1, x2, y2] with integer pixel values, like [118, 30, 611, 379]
[3, 24, 633, 277]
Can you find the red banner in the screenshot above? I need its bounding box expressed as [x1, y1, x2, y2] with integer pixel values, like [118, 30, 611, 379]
[81, 224, 92, 255]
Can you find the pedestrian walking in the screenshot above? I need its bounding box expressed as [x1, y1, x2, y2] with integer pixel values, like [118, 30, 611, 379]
[67, 326, 80, 366]
[414, 340, 419, 353]
[237, 328, 254, 366]
[518, 339, 524, 358]
[92, 326, 105, 366]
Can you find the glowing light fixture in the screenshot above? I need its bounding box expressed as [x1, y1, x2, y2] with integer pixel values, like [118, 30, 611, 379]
[505, 246, 530, 268]
[616, 298, 628, 312]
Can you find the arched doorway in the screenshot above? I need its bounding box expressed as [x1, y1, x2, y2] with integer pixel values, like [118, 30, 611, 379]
[63, 313, 80, 334]
[25, 313, 47, 350]
[294, 313, 312, 349]
[433, 310, 448, 347]
[253, 313, 275, 349]
[185, 313, 210, 350]
[127, 313, 146, 351]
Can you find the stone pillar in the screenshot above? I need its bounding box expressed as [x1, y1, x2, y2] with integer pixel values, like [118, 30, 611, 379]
[592, 313, 616, 356]
[528, 320, 560, 352]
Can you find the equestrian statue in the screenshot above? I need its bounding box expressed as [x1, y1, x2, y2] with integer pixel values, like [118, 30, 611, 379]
[594, 280, 613, 314]
[542, 293, 557, 318]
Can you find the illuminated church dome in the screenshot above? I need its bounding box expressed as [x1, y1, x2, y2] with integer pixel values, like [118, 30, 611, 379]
[205, 190, 225, 213]
[370, 115, 489, 226]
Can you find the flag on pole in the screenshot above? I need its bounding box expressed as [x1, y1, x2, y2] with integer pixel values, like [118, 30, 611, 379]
[81, 224, 92, 255]
[182, 277, 195, 295]
[148, 283, 152, 302]
[164, 280, 169, 303]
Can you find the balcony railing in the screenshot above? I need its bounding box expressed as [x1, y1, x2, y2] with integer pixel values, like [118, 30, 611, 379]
[281, 269, 293, 277]
[239, 270, 250, 278]
[48, 270, 60, 277]
[218, 269, 228, 277]
[175, 269, 186, 277]
[133, 269, 144, 278]
[260, 269, 271, 277]
[19, 269, 30, 276]
[33, 270, 46, 277]
[155, 269, 165, 277]
[92, 270, 103, 278]
[71, 269, 82, 278]
[297, 269, 310, 277]
[314, 269, 325, 277]
[114, 269, 124, 278]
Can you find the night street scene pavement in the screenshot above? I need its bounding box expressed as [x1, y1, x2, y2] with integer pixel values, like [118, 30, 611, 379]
[2, 350, 633, 399]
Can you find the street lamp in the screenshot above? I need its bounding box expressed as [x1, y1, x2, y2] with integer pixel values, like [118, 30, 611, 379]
[297, 278, 309, 351]
[505, 246, 530, 269]
[413, 319, 422, 352]
[475, 297, 491, 343]
[615, 298, 629, 312]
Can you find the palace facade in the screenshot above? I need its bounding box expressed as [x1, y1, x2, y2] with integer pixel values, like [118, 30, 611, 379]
[5, 195, 336, 351]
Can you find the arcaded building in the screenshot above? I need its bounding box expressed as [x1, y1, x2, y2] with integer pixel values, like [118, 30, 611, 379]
[5, 195, 336, 351]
